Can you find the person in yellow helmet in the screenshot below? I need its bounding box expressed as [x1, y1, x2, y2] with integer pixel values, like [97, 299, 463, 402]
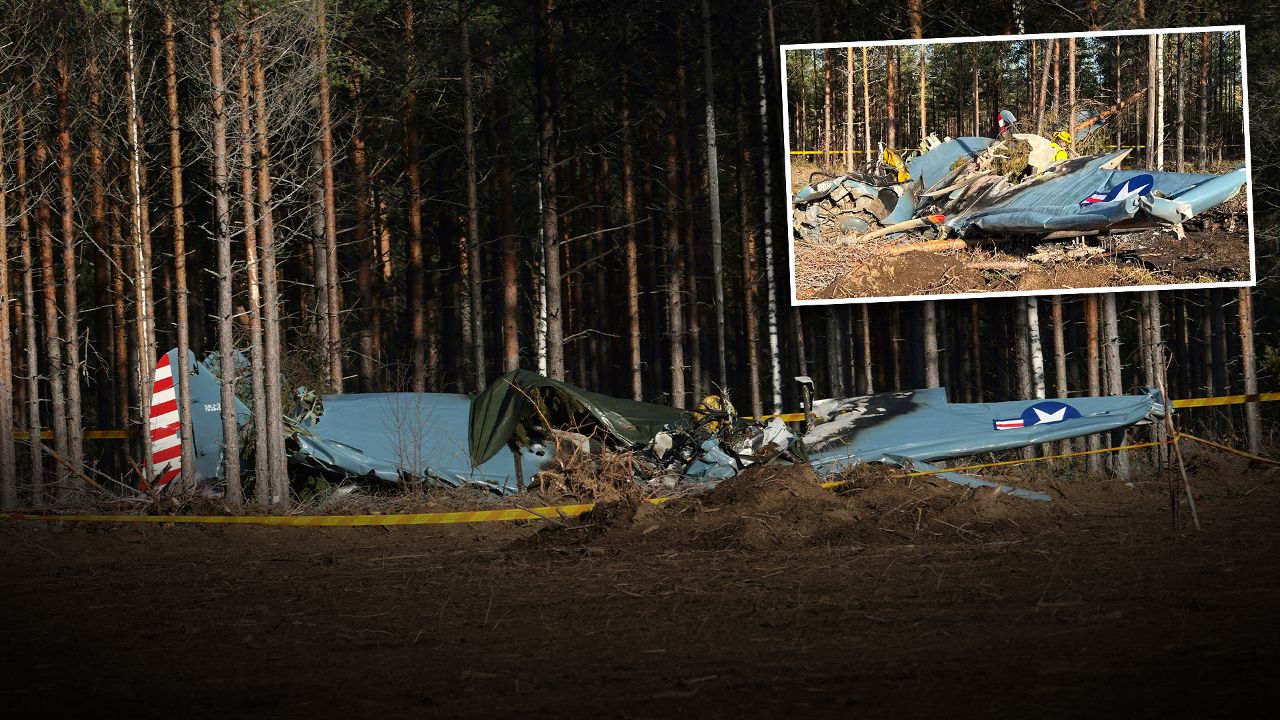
[1051, 130, 1072, 162]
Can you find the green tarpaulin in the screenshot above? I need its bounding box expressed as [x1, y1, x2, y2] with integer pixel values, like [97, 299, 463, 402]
[469, 370, 687, 467]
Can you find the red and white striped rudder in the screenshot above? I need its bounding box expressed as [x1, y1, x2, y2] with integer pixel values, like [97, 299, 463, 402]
[148, 352, 182, 490]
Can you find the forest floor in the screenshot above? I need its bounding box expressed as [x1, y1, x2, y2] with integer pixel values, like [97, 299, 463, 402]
[2, 445, 1278, 717]
[789, 159, 1253, 301]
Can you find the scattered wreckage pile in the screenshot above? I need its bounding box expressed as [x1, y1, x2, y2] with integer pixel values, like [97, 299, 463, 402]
[148, 349, 1169, 505]
[792, 116, 1248, 294]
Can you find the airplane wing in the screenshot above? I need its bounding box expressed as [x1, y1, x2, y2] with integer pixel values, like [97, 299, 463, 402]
[802, 387, 1165, 499]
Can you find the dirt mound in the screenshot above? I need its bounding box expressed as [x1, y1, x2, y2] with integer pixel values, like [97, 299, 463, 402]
[817, 252, 982, 299]
[838, 473, 1051, 544]
[666, 464, 860, 550]
[516, 462, 1051, 552]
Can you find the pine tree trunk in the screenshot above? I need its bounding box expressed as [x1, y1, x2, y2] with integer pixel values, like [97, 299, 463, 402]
[403, 0, 426, 392]
[923, 301, 939, 387]
[885, 47, 897, 148]
[349, 73, 374, 391]
[1155, 34, 1165, 170]
[822, 47, 832, 167]
[825, 308, 843, 397]
[310, 0, 342, 392]
[737, 124, 762, 418]
[1051, 295, 1071, 453]
[15, 101, 43, 501]
[164, 0, 197, 495]
[971, 47, 979, 137]
[207, 0, 242, 504]
[1102, 293, 1129, 478]
[1036, 39, 1052, 135]
[460, 8, 486, 391]
[1027, 298, 1045, 398]
[110, 204, 130, 481]
[675, 34, 702, 403]
[87, 54, 115, 477]
[1085, 295, 1102, 473]
[493, 80, 520, 375]
[0, 121, 16, 509]
[620, 65, 641, 398]
[535, 0, 564, 380]
[861, 305, 874, 394]
[1146, 34, 1157, 167]
[1175, 34, 1185, 172]
[55, 38, 84, 483]
[1067, 38, 1076, 157]
[665, 118, 686, 409]
[236, 1, 270, 504]
[918, 46, 926, 143]
[845, 48, 854, 173]
[862, 47, 872, 170]
[35, 83, 72, 493]
[1051, 39, 1060, 122]
[251, 19, 289, 507]
[756, 30, 782, 412]
[889, 307, 902, 389]
[125, 0, 157, 490]
[701, 0, 726, 389]
[1199, 33, 1209, 170]
[969, 302, 981, 401]
[1238, 288, 1262, 454]
[1013, 303, 1031, 400]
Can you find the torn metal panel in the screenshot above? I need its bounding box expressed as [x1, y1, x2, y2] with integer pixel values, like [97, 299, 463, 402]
[149, 349, 249, 491]
[469, 370, 687, 467]
[803, 387, 1163, 478]
[290, 392, 545, 493]
[792, 112, 1247, 244]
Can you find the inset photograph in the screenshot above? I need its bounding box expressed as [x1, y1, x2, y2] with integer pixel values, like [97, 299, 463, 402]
[782, 27, 1253, 303]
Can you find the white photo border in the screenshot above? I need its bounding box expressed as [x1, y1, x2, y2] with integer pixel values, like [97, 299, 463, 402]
[779, 25, 1255, 307]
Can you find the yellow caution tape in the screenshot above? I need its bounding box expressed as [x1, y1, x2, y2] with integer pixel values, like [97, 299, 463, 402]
[789, 150, 867, 155]
[12, 429, 132, 440]
[1171, 392, 1280, 409]
[1176, 433, 1280, 466]
[751, 412, 808, 423]
[3, 497, 676, 528]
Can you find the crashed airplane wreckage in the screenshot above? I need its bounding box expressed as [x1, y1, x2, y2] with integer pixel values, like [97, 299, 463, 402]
[793, 111, 1247, 247]
[147, 349, 1165, 502]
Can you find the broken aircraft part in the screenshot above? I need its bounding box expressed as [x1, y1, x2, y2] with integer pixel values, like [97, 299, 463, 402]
[793, 110, 1246, 247]
[149, 350, 1165, 503]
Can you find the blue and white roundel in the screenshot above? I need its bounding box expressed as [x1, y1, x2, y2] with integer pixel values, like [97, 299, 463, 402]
[1079, 173, 1155, 207]
[993, 401, 1082, 431]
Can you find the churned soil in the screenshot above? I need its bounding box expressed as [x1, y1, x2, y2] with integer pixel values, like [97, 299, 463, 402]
[2, 451, 1278, 718]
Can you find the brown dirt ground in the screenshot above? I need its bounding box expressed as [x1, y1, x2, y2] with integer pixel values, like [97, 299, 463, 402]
[2, 450, 1278, 718]
[792, 159, 1253, 301]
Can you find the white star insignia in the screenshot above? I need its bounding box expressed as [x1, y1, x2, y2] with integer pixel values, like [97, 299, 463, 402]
[1032, 407, 1067, 424]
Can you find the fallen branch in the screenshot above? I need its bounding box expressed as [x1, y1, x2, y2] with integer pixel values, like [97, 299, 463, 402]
[883, 239, 967, 256]
[841, 215, 945, 245]
[966, 260, 1031, 272]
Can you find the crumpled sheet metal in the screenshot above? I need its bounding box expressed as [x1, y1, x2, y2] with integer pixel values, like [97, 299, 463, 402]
[793, 133, 1246, 241]
[290, 392, 545, 494]
[159, 349, 250, 487]
[905, 136, 995, 193]
[946, 152, 1245, 236]
[803, 387, 1164, 498]
[469, 369, 686, 467]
